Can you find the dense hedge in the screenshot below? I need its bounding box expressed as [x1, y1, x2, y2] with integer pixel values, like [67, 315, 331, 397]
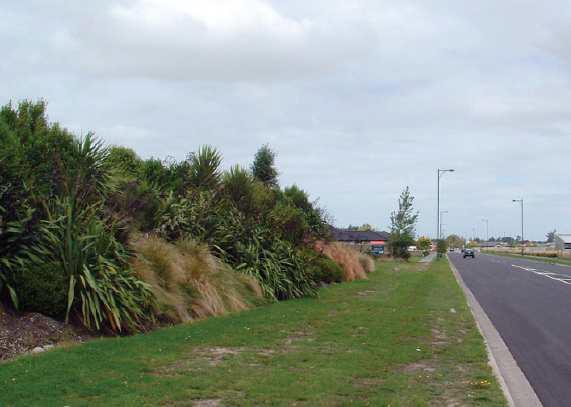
[0, 100, 356, 333]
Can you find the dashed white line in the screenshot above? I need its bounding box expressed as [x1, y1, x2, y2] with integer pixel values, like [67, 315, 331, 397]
[511, 264, 571, 286]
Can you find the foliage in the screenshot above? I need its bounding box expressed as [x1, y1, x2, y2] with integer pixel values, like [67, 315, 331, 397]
[107, 146, 142, 177]
[388, 186, 418, 260]
[446, 234, 465, 249]
[0, 100, 335, 335]
[417, 236, 432, 256]
[188, 145, 223, 190]
[546, 229, 556, 243]
[25, 197, 154, 332]
[314, 241, 368, 281]
[132, 236, 263, 323]
[436, 239, 448, 257]
[251, 144, 278, 187]
[236, 238, 318, 301]
[347, 224, 375, 231]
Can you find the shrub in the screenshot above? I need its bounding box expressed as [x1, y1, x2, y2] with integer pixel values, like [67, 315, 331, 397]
[24, 197, 154, 332]
[269, 202, 308, 246]
[304, 252, 344, 284]
[131, 236, 263, 323]
[358, 253, 376, 273]
[14, 262, 68, 318]
[313, 241, 367, 281]
[235, 238, 318, 300]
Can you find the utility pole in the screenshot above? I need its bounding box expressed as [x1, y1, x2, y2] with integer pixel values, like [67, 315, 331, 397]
[513, 199, 524, 255]
[440, 210, 448, 241]
[437, 169, 454, 240]
[482, 218, 489, 241]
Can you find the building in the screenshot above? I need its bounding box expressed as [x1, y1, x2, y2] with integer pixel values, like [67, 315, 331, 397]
[554, 234, 571, 253]
[330, 228, 390, 255]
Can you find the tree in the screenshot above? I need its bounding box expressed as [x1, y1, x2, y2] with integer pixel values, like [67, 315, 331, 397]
[546, 229, 556, 243]
[417, 236, 432, 256]
[251, 144, 278, 187]
[347, 223, 374, 231]
[437, 239, 448, 257]
[388, 186, 418, 260]
[446, 234, 464, 249]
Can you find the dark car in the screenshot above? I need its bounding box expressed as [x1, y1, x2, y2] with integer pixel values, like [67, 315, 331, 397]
[463, 248, 475, 258]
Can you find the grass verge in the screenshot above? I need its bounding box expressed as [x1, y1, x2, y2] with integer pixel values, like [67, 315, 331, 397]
[0, 259, 505, 406]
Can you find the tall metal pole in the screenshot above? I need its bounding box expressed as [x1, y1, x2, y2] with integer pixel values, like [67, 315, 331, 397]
[513, 199, 524, 256]
[521, 200, 524, 256]
[437, 169, 454, 241]
[482, 218, 489, 241]
[437, 169, 440, 240]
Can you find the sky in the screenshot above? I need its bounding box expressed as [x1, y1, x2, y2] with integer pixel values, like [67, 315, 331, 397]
[2, 0, 571, 240]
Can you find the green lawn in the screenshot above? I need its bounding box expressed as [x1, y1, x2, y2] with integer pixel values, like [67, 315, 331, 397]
[0, 259, 505, 406]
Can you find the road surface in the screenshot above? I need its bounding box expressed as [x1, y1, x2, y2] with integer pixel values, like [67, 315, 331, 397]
[449, 253, 571, 407]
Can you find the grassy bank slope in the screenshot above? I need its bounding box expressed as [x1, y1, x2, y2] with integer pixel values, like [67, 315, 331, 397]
[0, 260, 505, 406]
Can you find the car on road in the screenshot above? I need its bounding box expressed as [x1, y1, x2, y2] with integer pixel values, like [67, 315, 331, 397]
[463, 248, 475, 258]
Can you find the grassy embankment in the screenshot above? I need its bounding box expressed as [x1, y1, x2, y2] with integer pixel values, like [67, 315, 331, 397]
[0, 259, 505, 406]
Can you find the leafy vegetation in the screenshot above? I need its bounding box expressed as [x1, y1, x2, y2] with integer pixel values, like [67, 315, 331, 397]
[388, 186, 419, 260]
[0, 100, 369, 335]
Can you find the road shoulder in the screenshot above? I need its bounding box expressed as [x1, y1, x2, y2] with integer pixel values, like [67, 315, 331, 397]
[448, 256, 542, 407]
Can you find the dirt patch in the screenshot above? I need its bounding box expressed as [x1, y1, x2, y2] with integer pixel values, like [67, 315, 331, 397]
[356, 290, 377, 297]
[193, 399, 221, 407]
[284, 329, 313, 348]
[402, 362, 436, 374]
[353, 377, 385, 389]
[431, 328, 449, 347]
[153, 346, 243, 376]
[0, 309, 91, 362]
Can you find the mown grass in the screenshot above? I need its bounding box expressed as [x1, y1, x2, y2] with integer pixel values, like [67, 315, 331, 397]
[0, 260, 505, 406]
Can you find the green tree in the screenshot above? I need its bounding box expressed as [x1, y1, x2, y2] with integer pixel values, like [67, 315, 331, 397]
[437, 239, 448, 257]
[251, 144, 278, 187]
[546, 229, 556, 243]
[417, 236, 432, 256]
[446, 234, 465, 249]
[388, 187, 418, 260]
[188, 145, 222, 191]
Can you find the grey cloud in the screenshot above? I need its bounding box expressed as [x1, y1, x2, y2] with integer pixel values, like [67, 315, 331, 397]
[1, 1, 571, 239]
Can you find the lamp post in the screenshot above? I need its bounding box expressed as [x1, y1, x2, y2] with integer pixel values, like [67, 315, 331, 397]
[482, 218, 489, 242]
[440, 210, 448, 240]
[512, 199, 524, 255]
[437, 169, 455, 240]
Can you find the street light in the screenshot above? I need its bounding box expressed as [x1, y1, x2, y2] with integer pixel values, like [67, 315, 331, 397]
[440, 210, 448, 240]
[512, 199, 524, 255]
[437, 169, 455, 240]
[482, 218, 489, 242]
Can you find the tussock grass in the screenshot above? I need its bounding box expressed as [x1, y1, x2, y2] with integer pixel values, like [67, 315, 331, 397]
[358, 253, 376, 273]
[131, 237, 263, 323]
[314, 241, 368, 281]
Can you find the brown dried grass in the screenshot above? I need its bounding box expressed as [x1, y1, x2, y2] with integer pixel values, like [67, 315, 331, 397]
[358, 253, 376, 273]
[313, 241, 368, 281]
[131, 236, 263, 323]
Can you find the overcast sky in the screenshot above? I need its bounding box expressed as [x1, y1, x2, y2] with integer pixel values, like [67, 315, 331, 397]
[2, 0, 571, 240]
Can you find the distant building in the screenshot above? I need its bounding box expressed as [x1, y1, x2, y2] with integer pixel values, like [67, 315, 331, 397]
[330, 228, 390, 255]
[554, 234, 571, 253]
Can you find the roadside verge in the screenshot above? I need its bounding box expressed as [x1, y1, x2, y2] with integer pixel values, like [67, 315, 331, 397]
[447, 256, 542, 407]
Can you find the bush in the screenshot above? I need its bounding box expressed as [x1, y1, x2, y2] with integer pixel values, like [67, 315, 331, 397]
[132, 236, 263, 323]
[14, 262, 68, 318]
[314, 241, 368, 281]
[24, 197, 154, 332]
[358, 253, 376, 273]
[307, 255, 344, 284]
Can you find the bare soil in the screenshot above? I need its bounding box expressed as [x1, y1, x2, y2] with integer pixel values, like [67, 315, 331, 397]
[0, 307, 91, 361]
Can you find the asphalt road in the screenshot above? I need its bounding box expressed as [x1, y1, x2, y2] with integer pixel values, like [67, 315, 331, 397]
[449, 253, 571, 407]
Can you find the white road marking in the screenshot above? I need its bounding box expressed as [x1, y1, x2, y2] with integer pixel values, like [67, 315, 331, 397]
[511, 264, 571, 285]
